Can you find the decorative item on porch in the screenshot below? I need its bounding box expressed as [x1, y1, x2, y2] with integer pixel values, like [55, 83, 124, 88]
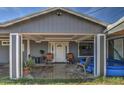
[66, 53, 74, 64]
[46, 53, 53, 62]
[23, 57, 34, 76]
[40, 50, 46, 62]
[40, 50, 45, 55]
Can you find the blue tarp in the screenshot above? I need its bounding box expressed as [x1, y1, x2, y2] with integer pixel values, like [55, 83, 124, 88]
[79, 58, 124, 76]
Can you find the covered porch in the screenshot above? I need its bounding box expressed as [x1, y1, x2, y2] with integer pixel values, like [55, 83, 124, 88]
[106, 29, 124, 76]
[9, 33, 106, 79]
[22, 33, 94, 64]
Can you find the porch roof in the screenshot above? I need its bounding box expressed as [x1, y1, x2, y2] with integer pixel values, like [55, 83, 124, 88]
[23, 34, 94, 42]
[105, 16, 124, 34]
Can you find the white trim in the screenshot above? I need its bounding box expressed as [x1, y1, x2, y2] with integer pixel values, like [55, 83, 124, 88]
[107, 35, 124, 40]
[106, 39, 108, 58]
[77, 41, 80, 57]
[27, 39, 30, 60]
[97, 34, 100, 76]
[0, 39, 9, 41]
[22, 33, 95, 35]
[97, 34, 105, 36]
[104, 16, 124, 33]
[10, 33, 19, 35]
[45, 37, 72, 40]
[121, 38, 123, 58]
[78, 41, 94, 57]
[10, 33, 22, 79]
[1, 40, 9, 46]
[24, 39, 78, 42]
[78, 56, 94, 57]
[93, 35, 97, 77]
[0, 35, 9, 37]
[21, 35, 23, 78]
[16, 34, 19, 79]
[104, 35, 106, 76]
[49, 41, 69, 62]
[9, 33, 12, 79]
[96, 34, 106, 77]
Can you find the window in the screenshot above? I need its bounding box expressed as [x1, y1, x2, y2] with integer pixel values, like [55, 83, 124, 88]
[79, 42, 94, 56]
[2, 41, 9, 46]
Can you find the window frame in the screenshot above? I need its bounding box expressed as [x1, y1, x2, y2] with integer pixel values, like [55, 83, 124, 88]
[1, 40, 9, 46]
[78, 41, 94, 57]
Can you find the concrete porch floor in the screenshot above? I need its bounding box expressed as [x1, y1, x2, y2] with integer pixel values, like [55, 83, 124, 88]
[0, 63, 94, 79]
[0, 64, 9, 79]
[30, 63, 94, 79]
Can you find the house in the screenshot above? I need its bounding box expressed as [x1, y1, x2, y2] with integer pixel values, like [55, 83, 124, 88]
[105, 17, 124, 60]
[0, 7, 108, 79]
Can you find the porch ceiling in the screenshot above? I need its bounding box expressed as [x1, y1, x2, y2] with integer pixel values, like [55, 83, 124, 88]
[107, 29, 124, 39]
[23, 34, 94, 42]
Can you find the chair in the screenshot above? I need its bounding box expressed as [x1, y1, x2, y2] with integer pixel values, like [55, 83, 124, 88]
[46, 53, 53, 62]
[67, 57, 92, 79]
[77, 57, 92, 76]
[66, 53, 74, 64]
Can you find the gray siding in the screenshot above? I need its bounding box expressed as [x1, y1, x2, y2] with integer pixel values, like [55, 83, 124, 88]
[11, 35, 16, 78]
[100, 36, 105, 76]
[0, 10, 105, 34]
[30, 41, 48, 57]
[69, 41, 78, 62]
[0, 41, 9, 63]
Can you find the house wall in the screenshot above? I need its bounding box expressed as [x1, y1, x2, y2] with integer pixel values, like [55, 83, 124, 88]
[69, 41, 78, 62]
[30, 41, 48, 57]
[0, 41, 9, 63]
[0, 10, 105, 34]
[23, 41, 79, 62]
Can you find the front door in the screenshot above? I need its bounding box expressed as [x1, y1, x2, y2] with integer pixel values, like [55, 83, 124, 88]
[55, 42, 66, 62]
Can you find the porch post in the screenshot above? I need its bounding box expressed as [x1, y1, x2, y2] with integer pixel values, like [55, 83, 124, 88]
[94, 34, 106, 77]
[10, 33, 23, 79]
[27, 39, 30, 60]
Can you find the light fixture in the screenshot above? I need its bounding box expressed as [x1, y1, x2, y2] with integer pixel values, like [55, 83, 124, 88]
[56, 10, 62, 16]
[35, 40, 42, 43]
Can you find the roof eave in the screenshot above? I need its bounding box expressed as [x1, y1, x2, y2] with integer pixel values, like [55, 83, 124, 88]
[0, 7, 108, 28]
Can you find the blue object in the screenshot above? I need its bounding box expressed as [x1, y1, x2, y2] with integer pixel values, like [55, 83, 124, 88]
[107, 66, 124, 76]
[79, 58, 124, 76]
[79, 58, 85, 64]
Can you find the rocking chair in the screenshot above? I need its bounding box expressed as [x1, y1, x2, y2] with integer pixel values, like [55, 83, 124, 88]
[66, 57, 92, 79]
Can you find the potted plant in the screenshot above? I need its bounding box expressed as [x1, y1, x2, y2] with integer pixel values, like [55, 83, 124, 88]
[23, 58, 34, 76]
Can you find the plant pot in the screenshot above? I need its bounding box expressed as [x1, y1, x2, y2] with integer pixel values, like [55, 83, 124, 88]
[23, 67, 30, 76]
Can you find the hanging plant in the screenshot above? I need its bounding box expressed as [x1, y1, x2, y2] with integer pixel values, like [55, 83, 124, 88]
[40, 50, 45, 54]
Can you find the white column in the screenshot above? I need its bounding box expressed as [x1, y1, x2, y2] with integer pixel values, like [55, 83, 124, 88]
[10, 33, 22, 79]
[94, 34, 106, 77]
[27, 39, 30, 59]
[94, 35, 97, 77]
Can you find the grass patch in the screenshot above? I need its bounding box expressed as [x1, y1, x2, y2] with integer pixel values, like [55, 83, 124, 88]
[0, 78, 83, 85]
[0, 77, 124, 85]
[81, 77, 124, 85]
